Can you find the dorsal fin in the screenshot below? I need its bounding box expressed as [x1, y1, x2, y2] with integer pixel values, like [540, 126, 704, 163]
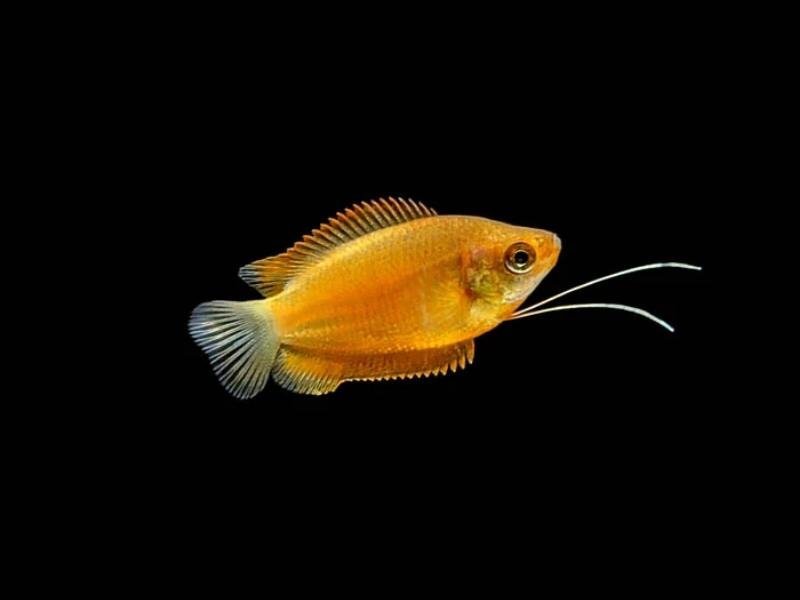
[239, 197, 437, 297]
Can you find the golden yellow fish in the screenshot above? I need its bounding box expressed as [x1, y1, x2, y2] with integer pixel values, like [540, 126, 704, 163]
[190, 197, 700, 397]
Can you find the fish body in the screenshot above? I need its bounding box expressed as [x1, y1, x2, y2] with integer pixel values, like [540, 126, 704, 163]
[190, 198, 561, 397]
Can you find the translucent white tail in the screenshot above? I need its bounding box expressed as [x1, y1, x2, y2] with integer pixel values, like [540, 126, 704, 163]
[189, 300, 280, 399]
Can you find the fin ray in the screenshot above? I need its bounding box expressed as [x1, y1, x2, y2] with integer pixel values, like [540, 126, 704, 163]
[239, 197, 437, 297]
[272, 340, 475, 396]
[189, 300, 280, 399]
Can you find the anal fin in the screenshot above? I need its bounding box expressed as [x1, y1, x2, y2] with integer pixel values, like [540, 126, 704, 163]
[272, 340, 476, 396]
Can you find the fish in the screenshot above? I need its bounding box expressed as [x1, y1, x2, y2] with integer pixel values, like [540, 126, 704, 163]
[189, 197, 700, 398]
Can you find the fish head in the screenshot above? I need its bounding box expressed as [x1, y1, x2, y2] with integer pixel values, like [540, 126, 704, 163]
[464, 221, 561, 319]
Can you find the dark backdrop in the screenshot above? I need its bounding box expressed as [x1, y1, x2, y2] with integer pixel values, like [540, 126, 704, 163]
[113, 34, 730, 563]
[13, 5, 758, 587]
[51, 16, 751, 586]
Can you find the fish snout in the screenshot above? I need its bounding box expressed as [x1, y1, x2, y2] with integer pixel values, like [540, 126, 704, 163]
[534, 232, 561, 265]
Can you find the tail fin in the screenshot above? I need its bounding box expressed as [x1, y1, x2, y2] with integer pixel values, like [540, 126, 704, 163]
[188, 300, 280, 399]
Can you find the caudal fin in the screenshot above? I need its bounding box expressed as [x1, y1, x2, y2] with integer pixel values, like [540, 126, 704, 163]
[188, 300, 279, 399]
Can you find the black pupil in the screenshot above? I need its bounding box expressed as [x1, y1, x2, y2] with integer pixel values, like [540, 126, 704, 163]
[513, 250, 529, 266]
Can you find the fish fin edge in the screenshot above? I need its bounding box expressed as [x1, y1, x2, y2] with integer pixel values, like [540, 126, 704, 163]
[188, 300, 280, 399]
[239, 197, 437, 297]
[272, 339, 474, 395]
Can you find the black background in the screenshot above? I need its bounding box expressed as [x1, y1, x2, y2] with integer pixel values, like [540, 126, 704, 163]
[96, 17, 738, 575]
[4, 1, 776, 588]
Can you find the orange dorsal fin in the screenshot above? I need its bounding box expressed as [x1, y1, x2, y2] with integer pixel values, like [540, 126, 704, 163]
[271, 340, 475, 395]
[239, 197, 437, 297]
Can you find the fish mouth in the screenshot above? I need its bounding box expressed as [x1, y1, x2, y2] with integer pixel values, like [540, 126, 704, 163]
[552, 234, 562, 262]
[535, 232, 561, 267]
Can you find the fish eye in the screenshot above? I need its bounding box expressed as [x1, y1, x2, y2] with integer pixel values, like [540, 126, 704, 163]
[504, 242, 536, 274]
